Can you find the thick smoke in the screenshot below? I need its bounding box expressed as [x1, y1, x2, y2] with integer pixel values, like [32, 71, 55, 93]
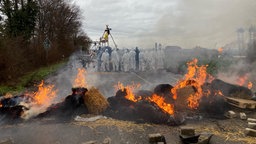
[217, 59, 256, 92]
[150, 0, 256, 48]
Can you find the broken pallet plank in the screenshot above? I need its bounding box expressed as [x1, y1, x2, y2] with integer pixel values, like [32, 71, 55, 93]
[225, 97, 256, 109]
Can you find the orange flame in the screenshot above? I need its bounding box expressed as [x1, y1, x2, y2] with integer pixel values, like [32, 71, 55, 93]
[171, 58, 212, 109]
[215, 90, 224, 96]
[73, 68, 87, 88]
[218, 47, 223, 54]
[237, 75, 248, 86]
[148, 94, 174, 115]
[115, 82, 175, 115]
[33, 81, 56, 106]
[236, 74, 253, 89]
[248, 81, 253, 89]
[204, 89, 211, 96]
[115, 82, 141, 102]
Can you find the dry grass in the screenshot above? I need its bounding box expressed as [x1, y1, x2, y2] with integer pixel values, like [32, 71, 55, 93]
[83, 87, 109, 114]
[196, 123, 256, 144]
[74, 116, 152, 132]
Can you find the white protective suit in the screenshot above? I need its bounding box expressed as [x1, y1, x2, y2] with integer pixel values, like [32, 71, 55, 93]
[111, 49, 120, 71]
[157, 48, 165, 69]
[122, 50, 130, 72]
[129, 49, 136, 71]
[139, 51, 146, 71]
[101, 49, 110, 71]
[149, 50, 156, 70]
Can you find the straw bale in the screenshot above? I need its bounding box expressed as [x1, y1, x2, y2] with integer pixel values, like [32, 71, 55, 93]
[175, 86, 196, 109]
[84, 87, 109, 114]
[74, 116, 151, 132]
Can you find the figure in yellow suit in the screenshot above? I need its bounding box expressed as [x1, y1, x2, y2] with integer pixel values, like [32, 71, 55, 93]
[101, 25, 111, 46]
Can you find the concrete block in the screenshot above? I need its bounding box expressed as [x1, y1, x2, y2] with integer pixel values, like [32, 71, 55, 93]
[247, 118, 256, 122]
[248, 122, 256, 129]
[240, 113, 247, 120]
[148, 133, 166, 144]
[224, 111, 236, 118]
[180, 127, 195, 136]
[245, 128, 256, 137]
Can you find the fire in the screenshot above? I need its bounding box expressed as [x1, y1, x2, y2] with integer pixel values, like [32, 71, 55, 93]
[187, 94, 200, 108]
[237, 74, 248, 86]
[218, 47, 223, 54]
[204, 89, 211, 96]
[115, 82, 174, 115]
[73, 68, 87, 88]
[115, 82, 141, 102]
[215, 90, 224, 96]
[148, 94, 174, 115]
[171, 59, 212, 109]
[34, 81, 57, 106]
[236, 74, 253, 89]
[248, 81, 253, 89]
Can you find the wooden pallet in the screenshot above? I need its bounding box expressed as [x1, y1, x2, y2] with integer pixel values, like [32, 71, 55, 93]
[225, 97, 256, 109]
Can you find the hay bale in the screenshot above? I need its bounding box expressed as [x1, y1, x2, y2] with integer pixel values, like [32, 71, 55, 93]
[211, 79, 253, 99]
[175, 86, 196, 108]
[84, 87, 109, 114]
[176, 86, 196, 99]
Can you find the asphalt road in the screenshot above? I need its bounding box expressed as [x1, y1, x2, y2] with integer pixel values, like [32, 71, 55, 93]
[0, 54, 255, 144]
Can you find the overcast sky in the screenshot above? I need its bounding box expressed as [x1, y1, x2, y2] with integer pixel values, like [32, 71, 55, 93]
[75, 0, 256, 49]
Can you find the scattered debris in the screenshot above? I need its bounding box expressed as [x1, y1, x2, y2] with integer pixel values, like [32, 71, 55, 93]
[247, 118, 256, 123]
[248, 122, 256, 129]
[0, 138, 14, 144]
[74, 115, 107, 122]
[148, 133, 166, 144]
[239, 112, 247, 120]
[245, 118, 256, 137]
[245, 128, 256, 137]
[225, 97, 256, 109]
[224, 110, 237, 119]
[185, 115, 203, 120]
[82, 141, 97, 144]
[102, 137, 111, 144]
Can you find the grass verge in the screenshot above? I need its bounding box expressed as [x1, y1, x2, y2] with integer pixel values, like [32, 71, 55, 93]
[0, 61, 66, 96]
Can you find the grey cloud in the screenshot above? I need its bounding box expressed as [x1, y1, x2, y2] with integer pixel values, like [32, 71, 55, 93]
[76, 0, 256, 48]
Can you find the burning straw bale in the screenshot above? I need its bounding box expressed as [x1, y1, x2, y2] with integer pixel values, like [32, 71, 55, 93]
[211, 79, 253, 99]
[153, 84, 174, 104]
[175, 86, 196, 111]
[84, 87, 109, 115]
[105, 89, 185, 125]
[153, 84, 173, 97]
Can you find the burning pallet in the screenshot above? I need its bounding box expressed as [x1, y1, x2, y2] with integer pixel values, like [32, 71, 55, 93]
[225, 97, 256, 109]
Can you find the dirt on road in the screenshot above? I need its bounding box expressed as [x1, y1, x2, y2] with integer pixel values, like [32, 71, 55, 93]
[0, 55, 256, 144]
